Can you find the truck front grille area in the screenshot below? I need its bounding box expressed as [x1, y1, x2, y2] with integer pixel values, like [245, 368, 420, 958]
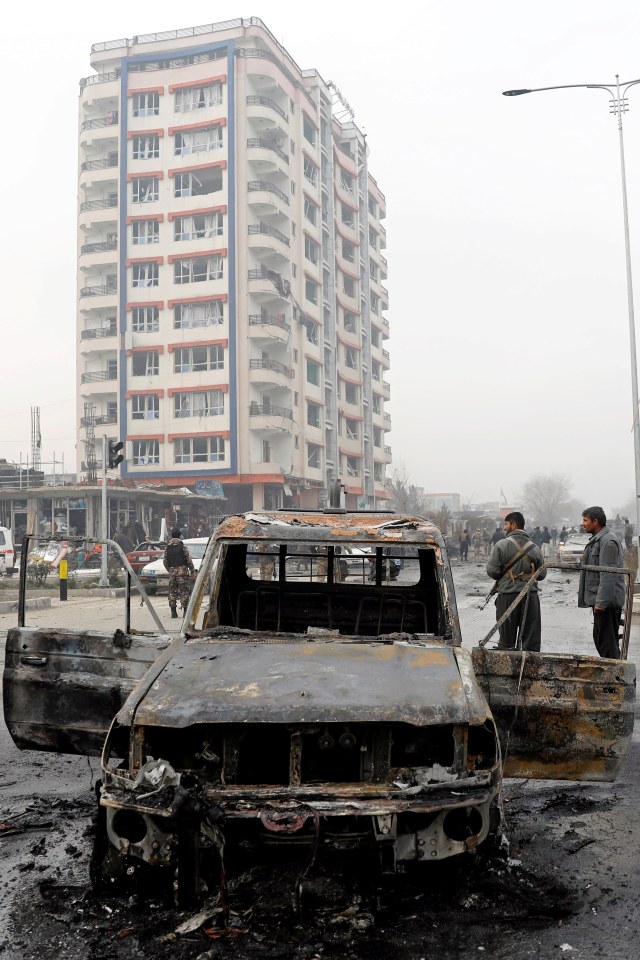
[141, 722, 463, 788]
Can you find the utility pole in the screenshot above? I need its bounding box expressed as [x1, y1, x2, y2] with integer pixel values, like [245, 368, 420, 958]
[99, 435, 109, 587]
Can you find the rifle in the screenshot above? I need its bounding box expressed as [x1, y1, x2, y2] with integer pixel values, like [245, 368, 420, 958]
[477, 540, 536, 610]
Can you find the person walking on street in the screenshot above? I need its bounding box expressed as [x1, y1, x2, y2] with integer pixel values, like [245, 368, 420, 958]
[531, 526, 544, 548]
[163, 528, 196, 619]
[550, 527, 559, 548]
[459, 528, 470, 561]
[578, 506, 626, 659]
[490, 525, 505, 546]
[624, 518, 634, 550]
[486, 511, 547, 651]
[541, 526, 552, 558]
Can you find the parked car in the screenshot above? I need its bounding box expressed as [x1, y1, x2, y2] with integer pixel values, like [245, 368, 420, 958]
[558, 534, 591, 566]
[138, 537, 208, 594]
[125, 541, 166, 575]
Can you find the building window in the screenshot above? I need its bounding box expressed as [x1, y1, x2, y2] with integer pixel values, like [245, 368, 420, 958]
[342, 241, 355, 263]
[370, 293, 379, 314]
[173, 300, 224, 328]
[345, 347, 358, 370]
[131, 306, 159, 332]
[304, 236, 319, 265]
[370, 259, 379, 281]
[373, 427, 382, 447]
[303, 116, 316, 147]
[369, 228, 378, 250]
[341, 204, 354, 228]
[305, 278, 318, 304]
[374, 463, 383, 482]
[174, 255, 223, 284]
[174, 83, 223, 113]
[343, 276, 356, 298]
[132, 92, 159, 118]
[132, 177, 159, 203]
[305, 321, 319, 345]
[372, 394, 382, 415]
[307, 443, 321, 469]
[307, 401, 321, 428]
[132, 134, 159, 160]
[132, 262, 159, 287]
[306, 359, 320, 386]
[131, 394, 159, 420]
[174, 435, 225, 463]
[131, 219, 159, 244]
[303, 156, 317, 185]
[174, 126, 223, 155]
[304, 196, 317, 225]
[174, 212, 223, 241]
[344, 381, 358, 405]
[340, 172, 354, 195]
[173, 345, 224, 373]
[261, 440, 271, 463]
[371, 328, 380, 347]
[132, 351, 159, 376]
[345, 418, 359, 440]
[343, 311, 357, 333]
[174, 168, 223, 198]
[372, 361, 381, 382]
[173, 389, 224, 418]
[132, 439, 160, 465]
[368, 194, 377, 216]
[346, 456, 360, 478]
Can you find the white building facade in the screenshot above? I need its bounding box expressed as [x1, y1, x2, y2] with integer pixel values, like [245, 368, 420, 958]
[77, 17, 391, 512]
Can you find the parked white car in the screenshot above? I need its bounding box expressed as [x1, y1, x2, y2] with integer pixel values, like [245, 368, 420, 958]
[558, 534, 591, 566]
[138, 538, 208, 594]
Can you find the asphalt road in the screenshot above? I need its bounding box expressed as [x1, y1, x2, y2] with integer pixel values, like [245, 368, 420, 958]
[0, 562, 639, 959]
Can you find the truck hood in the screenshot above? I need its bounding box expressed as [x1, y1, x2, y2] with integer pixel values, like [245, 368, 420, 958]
[121, 638, 491, 729]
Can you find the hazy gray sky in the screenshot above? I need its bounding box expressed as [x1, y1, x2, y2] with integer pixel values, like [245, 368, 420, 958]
[3, 0, 640, 510]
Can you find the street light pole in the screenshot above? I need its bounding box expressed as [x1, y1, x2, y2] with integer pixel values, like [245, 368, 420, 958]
[504, 76, 640, 547]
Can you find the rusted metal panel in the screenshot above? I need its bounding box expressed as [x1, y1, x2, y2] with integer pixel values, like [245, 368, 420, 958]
[129, 640, 478, 728]
[3, 627, 168, 755]
[471, 648, 636, 781]
[213, 512, 443, 547]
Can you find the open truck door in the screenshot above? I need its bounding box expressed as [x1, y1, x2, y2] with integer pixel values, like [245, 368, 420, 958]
[473, 559, 636, 782]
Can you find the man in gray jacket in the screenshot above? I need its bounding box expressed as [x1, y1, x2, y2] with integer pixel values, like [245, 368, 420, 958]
[578, 506, 626, 659]
[486, 511, 546, 651]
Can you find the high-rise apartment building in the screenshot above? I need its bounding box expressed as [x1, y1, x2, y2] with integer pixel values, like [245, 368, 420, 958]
[77, 17, 391, 512]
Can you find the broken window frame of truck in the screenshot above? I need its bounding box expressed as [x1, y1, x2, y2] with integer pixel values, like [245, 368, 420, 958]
[2, 511, 636, 907]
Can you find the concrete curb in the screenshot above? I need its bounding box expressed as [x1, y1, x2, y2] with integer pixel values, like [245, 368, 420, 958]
[0, 596, 51, 614]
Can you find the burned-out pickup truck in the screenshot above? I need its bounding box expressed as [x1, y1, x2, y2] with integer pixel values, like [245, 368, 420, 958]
[3, 511, 636, 904]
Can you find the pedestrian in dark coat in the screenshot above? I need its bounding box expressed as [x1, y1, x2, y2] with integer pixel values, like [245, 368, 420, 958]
[578, 507, 626, 659]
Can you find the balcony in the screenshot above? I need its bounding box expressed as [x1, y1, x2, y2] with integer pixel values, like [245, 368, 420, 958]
[80, 238, 118, 255]
[247, 266, 289, 300]
[81, 370, 117, 383]
[248, 223, 290, 246]
[80, 197, 118, 213]
[81, 113, 119, 132]
[246, 137, 289, 165]
[80, 70, 121, 92]
[382, 380, 391, 397]
[80, 320, 117, 340]
[80, 413, 118, 427]
[384, 445, 392, 456]
[81, 157, 118, 173]
[249, 358, 294, 379]
[80, 284, 117, 298]
[249, 402, 293, 419]
[248, 313, 290, 334]
[247, 180, 289, 210]
[246, 95, 288, 122]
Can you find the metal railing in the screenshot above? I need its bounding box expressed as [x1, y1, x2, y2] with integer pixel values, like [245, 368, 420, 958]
[80, 413, 118, 426]
[248, 223, 290, 246]
[80, 370, 117, 383]
[80, 285, 117, 297]
[246, 137, 289, 163]
[247, 266, 286, 288]
[246, 95, 288, 121]
[247, 180, 289, 204]
[248, 313, 290, 331]
[384, 445, 392, 455]
[81, 157, 118, 172]
[80, 239, 118, 255]
[249, 403, 293, 419]
[80, 325, 117, 340]
[80, 70, 121, 90]
[80, 114, 119, 132]
[80, 197, 118, 213]
[249, 358, 294, 378]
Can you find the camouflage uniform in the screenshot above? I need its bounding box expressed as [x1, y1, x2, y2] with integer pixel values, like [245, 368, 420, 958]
[163, 538, 195, 612]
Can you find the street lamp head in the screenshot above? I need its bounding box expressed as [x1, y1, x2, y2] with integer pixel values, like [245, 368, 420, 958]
[502, 89, 532, 96]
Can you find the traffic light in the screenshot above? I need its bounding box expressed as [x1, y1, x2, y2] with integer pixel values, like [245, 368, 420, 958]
[108, 440, 124, 469]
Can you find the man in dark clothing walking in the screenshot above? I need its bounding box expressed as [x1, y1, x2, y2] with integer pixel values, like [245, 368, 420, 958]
[163, 528, 196, 618]
[623, 518, 634, 550]
[490, 526, 504, 546]
[486, 511, 547, 651]
[578, 506, 626, 659]
[459, 528, 470, 561]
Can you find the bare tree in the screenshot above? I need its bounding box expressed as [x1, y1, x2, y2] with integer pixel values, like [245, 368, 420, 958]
[388, 466, 426, 515]
[522, 474, 572, 526]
